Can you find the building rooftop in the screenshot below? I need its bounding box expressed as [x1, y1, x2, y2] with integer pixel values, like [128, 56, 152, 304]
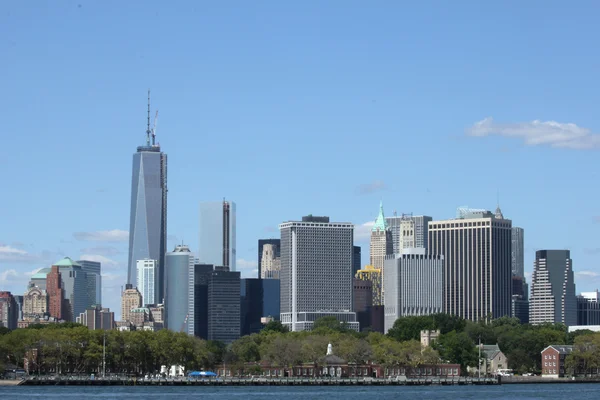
[480, 344, 503, 359]
[31, 267, 51, 280]
[53, 257, 81, 268]
[372, 201, 388, 232]
[544, 345, 574, 355]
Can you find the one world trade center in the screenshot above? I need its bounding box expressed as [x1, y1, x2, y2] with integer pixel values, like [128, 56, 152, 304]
[127, 91, 167, 304]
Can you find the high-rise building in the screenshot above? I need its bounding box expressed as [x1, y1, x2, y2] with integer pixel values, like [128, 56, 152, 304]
[136, 259, 157, 306]
[165, 244, 196, 334]
[14, 295, 23, 322]
[386, 213, 433, 254]
[529, 250, 577, 326]
[383, 249, 444, 333]
[127, 92, 168, 303]
[258, 239, 280, 279]
[262, 278, 280, 321]
[279, 215, 358, 332]
[241, 278, 264, 336]
[46, 265, 67, 321]
[352, 246, 361, 277]
[428, 206, 512, 321]
[53, 258, 89, 322]
[356, 265, 383, 306]
[22, 284, 48, 320]
[29, 268, 51, 291]
[353, 278, 372, 331]
[208, 266, 240, 343]
[511, 227, 524, 278]
[260, 243, 281, 279]
[192, 263, 213, 339]
[370, 202, 393, 270]
[78, 260, 102, 306]
[199, 200, 236, 271]
[577, 291, 600, 326]
[0, 292, 18, 330]
[76, 305, 115, 330]
[121, 284, 142, 323]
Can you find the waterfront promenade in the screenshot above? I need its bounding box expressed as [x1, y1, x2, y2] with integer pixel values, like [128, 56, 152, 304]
[19, 376, 500, 386]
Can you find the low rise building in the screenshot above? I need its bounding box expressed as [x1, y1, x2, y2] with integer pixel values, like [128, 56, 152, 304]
[541, 345, 573, 378]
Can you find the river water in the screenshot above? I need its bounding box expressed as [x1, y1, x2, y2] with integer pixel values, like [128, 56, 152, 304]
[1, 383, 600, 399]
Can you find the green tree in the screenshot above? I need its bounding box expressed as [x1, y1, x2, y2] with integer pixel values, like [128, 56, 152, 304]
[435, 331, 478, 374]
[262, 320, 288, 334]
[312, 316, 349, 333]
[387, 316, 434, 342]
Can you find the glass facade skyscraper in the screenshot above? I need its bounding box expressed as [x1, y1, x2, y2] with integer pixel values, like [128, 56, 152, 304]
[127, 94, 167, 303]
[165, 245, 196, 333]
[198, 201, 236, 271]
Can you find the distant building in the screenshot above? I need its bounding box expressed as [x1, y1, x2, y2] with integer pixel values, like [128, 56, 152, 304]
[241, 278, 264, 336]
[577, 291, 600, 326]
[165, 244, 196, 334]
[29, 268, 51, 291]
[353, 278, 372, 331]
[192, 263, 213, 339]
[22, 284, 48, 320]
[262, 278, 280, 321]
[148, 304, 165, 325]
[529, 250, 577, 326]
[136, 259, 157, 305]
[512, 295, 529, 324]
[260, 243, 281, 279]
[50, 257, 89, 322]
[78, 260, 102, 306]
[258, 239, 280, 279]
[46, 265, 68, 321]
[352, 246, 361, 277]
[14, 295, 23, 322]
[428, 207, 512, 321]
[280, 215, 358, 332]
[199, 200, 236, 271]
[474, 344, 508, 376]
[121, 284, 142, 323]
[130, 307, 150, 327]
[383, 249, 443, 333]
[356, 265, 382, 306]
[208, 266, 240, 343]
[370, 202, 393, 271]
[0, 292, 18, 330]
[541, 345, 574, 378]
[421, 330, 440, 348]
[511, 227, 524, 278]
[386, 213, 433, 254]
[76, 305, 115, 330]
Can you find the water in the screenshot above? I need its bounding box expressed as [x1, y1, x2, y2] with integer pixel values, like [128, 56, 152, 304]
[2, 384, 600, 399]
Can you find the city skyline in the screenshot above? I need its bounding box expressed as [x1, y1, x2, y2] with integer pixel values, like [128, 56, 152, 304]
[1, 2, 600, 319]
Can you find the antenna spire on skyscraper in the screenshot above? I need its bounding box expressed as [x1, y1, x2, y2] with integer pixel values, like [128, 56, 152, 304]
[146, 89, 151, 146]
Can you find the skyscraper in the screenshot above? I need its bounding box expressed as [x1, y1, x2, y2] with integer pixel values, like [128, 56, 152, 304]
[136, 259, 157, 305]
[192, 263, 213, 339]
[428, 207, 512, 321]
[352, 246, 361, 277]
[121, 284, 142, 323]
[355, 265, 383, 306]
[0, 292, 18, 330]
[511, 227, 524, 278]
[383, 249, 444, 333]
[279, 215, 358, 332]
[49, 258, 89, 322]
[46, 266, 67, 321]
[260, 243, 281, 279]
[386, 214, 433, 254]
[165, 244, 196, 334]
[370, 202, 393, 270]
[78, 260, 102, 306]
[258, 239, 280, 279]
[208, 266, 241, 343]
[199, 200, 236, 271]
[529, 250, 577, 326]
[128, 91, 168, 303]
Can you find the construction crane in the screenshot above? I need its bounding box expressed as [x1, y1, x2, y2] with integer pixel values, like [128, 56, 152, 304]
[152, 110, 158, 146]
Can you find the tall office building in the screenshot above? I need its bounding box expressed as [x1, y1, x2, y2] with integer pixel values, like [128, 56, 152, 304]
[128, 91, 168, 303]
[428, 207, 512, 321]
[529, 250, 577, 326]
[191, 263, 213, 339]
[262, 278, 280, 321]
[258, 239, 280, 279]
[208, 266, 241, 343]
[121, 284, 142, 323]
[260, 243, 281, 279]
[279, 215, 358, 332]
[370, 202, 393, 270]
[78, 260, 102, 306]
[353, 278, 373, 331]
[356, 265, 383, 306]
[46, 266, 67, 321]
[577, 291, 600, 326]
[165, 245, 196, 334]
[199, 200, 236, 271]
[136, 259, 157, 305]
[383, 249, 444, 333]
[0, 292, 18, 330]
[386, 213, 433, 254]
[511, 227, 524, 278]
[352, 246, 362, 277]
[241, 278, 264, 336]
[54, 258, 89, 322]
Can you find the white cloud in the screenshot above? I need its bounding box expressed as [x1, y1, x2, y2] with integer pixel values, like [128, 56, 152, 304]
[354, 221, 374, 241]
[576, 270, 600, 279]
[467, 117, 600, 149]
[237, 258, 258, 279]
[80, 246, 122, 256]
[79, 254, 120, 269]
[73, 229, 129, 242]
[0, 269, 18, 284]
[356, 180, 387, 195]
[0, 245, 39, 263]
[0, 267, 40, 292]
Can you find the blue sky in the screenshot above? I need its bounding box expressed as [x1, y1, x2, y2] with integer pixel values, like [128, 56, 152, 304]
[1, 1, 599, 317]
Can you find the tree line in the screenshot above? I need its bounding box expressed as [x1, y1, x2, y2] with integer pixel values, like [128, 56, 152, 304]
[0, 315, 592, 377]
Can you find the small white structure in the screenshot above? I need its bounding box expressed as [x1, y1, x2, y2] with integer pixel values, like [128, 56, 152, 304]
[160, 364, 185, 377]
